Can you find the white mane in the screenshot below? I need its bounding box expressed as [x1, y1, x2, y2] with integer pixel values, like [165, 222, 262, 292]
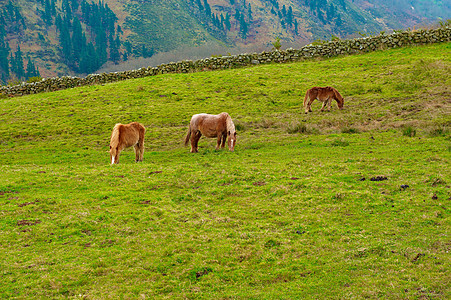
[226, 115, 235, 134]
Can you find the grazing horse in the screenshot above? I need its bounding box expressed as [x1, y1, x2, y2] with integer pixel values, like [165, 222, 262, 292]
[303, 86, 344, 113]
[184, 112, 237, 153]
[109, 122, 145, 164]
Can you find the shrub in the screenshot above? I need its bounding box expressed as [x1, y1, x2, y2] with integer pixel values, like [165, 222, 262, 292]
[331, 139, 349, 147]
[235, 123, 246, 132]
[7, 79, 21, 86]
[26, 76, 43, 83]
[428, 126, 449, 137]
[272, 37, 282, 50]
[287, 123, 308, 134]
[402, 126, 416, 137]
[341, 127, 360, 134]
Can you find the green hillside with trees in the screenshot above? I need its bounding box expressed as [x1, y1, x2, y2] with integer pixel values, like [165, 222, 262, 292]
[0, 0, 449, 83]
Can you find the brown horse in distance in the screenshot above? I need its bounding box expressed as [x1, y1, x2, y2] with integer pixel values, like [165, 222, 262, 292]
[109, 122, 145, 164]
[184, 112, 237, 153]
[303, 86, 344, 113]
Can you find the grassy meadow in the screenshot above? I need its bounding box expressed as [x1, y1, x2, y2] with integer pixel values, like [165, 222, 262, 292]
[0, 42, 450, 299]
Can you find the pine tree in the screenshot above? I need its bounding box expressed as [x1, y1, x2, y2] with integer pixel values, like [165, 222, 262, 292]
[95, 22, 108, 66]
[196, 0, 203, 11]
[0, 24, 9, 83]
[72, 17, 85, 67]
[25, 56, 40, 79]
[13, 45, 25, 80]
[42, 0, 52, 25]
[287, 6, 293, 27]
[239, 15, 248, 39]
[225, 13, 231, 31]
[79, 42, 98, 74]
[203, 0, 211, 18]
[57, 15, 72, 63]
[109, 35, 121, 63]
[234, 9, 240, 27]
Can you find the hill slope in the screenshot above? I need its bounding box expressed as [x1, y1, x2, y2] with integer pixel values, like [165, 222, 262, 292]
[0, 0, 450, 81]
[0, 43, 450, 298]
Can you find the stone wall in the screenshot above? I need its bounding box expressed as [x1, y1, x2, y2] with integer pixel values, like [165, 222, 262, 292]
[1, 27, 450, 97]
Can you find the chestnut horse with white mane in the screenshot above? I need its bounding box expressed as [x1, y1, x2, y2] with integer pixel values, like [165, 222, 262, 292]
[303, 86, 344, 113]
[109, 122, 145, 164]
[185, 112, 237, 153]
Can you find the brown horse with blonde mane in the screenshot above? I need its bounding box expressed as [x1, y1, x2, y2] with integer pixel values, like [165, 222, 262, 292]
[303, 86, 344, 113]
[109, 122, 145, 164]
[185, 112, 237, 153]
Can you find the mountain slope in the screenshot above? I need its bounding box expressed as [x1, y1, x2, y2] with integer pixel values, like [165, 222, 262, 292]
[0, 0, 449, 81]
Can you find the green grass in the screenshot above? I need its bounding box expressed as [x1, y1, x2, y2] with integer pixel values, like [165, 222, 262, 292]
[0, 43, 450, 298]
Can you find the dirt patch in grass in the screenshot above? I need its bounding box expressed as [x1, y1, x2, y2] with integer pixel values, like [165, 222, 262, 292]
[18, 200, 39, 207]
[17, 220, 41, 226]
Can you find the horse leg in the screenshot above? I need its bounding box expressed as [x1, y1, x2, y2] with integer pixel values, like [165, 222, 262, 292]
[307, 98, 315, 112]
[137, 129, 145, 162]
[216, 135, 222, 150]
[327, 99, 332, 111]
[191, 131, 201, 153]
[221, 133, 227, 148]
[134, 144, 140, 162]
[139, 142, 144, 161]
[320, 100, 327, 111]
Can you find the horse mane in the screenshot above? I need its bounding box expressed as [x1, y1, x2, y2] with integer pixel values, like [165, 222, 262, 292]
[330, 87, 344, 107]
[110, 123, 121, 148]
[225, 113, 235, 134]
[332, 87, 343, 100]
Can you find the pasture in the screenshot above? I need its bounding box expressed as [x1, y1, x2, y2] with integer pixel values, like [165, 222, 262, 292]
[0, 42, 450, 298]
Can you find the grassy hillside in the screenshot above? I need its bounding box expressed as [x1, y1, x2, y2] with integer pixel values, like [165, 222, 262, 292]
[0, 43, 450, 298]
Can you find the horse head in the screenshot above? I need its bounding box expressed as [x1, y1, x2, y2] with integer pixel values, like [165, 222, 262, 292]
[228, 131, 237, 152]
[337, 97, 344, 110]
[334, 89, 344, 110]
[109, 145, 118, 164]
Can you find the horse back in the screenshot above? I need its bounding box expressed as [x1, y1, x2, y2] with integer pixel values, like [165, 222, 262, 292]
[116, 122, 145, 148]
[310, 87, 336, 100]
[192, 113, 227, 138]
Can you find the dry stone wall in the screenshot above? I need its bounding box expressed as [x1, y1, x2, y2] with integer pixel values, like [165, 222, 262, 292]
[1, 27, 450, 97]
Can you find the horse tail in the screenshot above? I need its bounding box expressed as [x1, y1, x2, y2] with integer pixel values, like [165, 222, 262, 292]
[184, 126, 191, 146]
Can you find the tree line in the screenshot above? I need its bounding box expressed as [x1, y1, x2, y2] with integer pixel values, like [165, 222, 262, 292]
[268, 0, 299, 35]
[0, 0, 125, 84]
[45, 0, 123, 74]
[187, 0, 253, 39]
[0, 1, 40, 84]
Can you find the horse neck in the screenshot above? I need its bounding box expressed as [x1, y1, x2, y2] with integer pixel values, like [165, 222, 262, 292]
[226, 116, 235, 134]
[110, 124, 122, 147]
[333, 90, 343, 103]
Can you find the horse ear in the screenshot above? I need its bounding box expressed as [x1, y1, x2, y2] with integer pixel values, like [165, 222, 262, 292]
[234, 132, 237, 137]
